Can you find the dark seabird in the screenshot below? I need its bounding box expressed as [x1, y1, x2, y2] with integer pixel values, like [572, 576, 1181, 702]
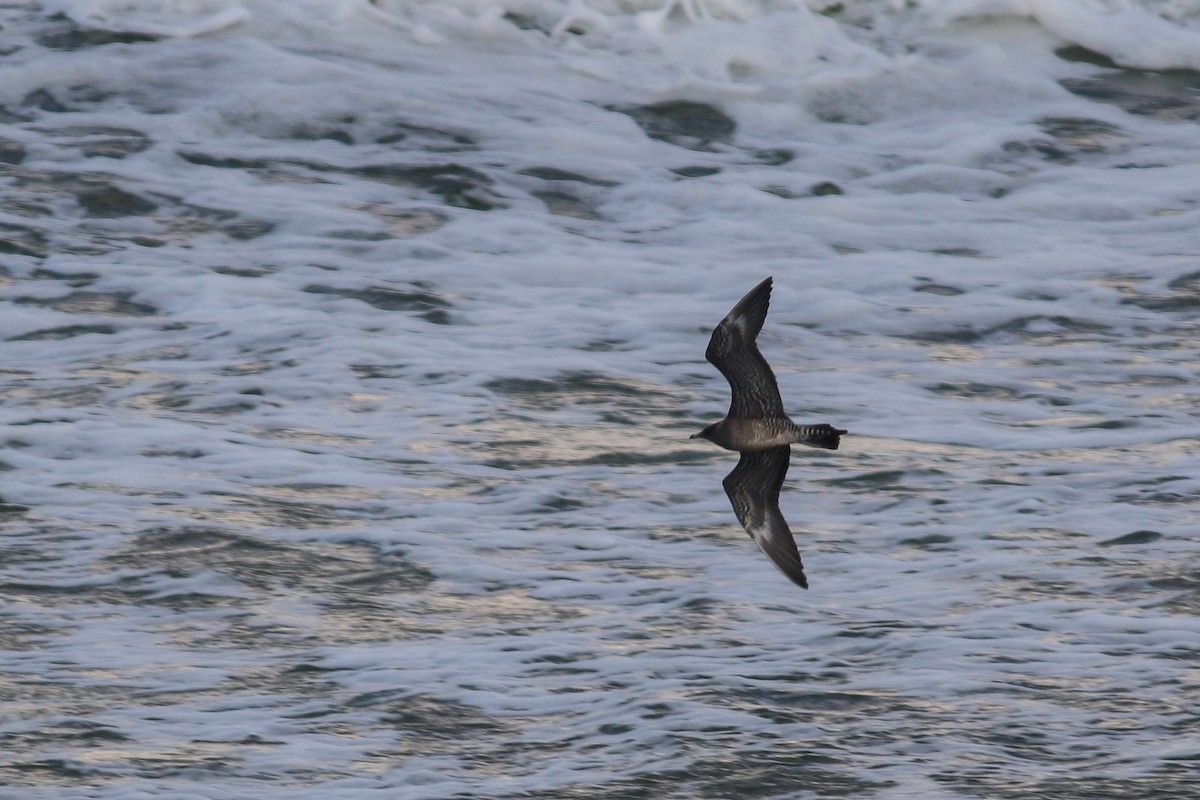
[691, 277, 846, 589]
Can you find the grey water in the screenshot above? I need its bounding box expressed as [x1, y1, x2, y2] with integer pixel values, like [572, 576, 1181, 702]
[2, 4, 1200, 799]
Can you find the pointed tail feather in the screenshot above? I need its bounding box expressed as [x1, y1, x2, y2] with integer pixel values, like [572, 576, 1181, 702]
[793, 424, 847, 450]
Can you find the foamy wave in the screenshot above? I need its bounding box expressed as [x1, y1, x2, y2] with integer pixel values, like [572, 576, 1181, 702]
[38, 0, 1200, 72]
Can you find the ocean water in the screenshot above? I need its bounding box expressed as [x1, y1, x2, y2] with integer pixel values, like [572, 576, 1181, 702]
[1, 1, 1199, 797]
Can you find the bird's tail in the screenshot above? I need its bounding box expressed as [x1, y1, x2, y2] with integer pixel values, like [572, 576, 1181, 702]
[792, 424, 846, 450]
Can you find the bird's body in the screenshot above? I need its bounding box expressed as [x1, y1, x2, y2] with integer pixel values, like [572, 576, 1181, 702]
[697, 417, 842, 452]
[691, 276, 846, 589]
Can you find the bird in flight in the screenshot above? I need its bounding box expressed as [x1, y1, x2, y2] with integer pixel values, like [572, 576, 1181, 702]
[691, 277, 846, 589]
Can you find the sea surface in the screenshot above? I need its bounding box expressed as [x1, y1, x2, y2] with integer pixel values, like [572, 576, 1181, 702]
[2, 1, 1199, 798]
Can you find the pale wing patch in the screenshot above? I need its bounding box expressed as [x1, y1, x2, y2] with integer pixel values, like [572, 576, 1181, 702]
[748, 516, 809, 590]
[722, 447, 808, 590]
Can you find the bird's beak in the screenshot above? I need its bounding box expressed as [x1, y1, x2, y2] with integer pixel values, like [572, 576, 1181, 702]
[689, 432, 700, 439]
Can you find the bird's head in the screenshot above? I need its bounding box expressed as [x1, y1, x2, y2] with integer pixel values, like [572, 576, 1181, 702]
[690, 423, 718, 442]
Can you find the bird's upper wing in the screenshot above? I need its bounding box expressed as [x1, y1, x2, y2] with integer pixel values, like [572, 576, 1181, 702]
[705, 276, 785, 419]
[722, 445, 808, 589]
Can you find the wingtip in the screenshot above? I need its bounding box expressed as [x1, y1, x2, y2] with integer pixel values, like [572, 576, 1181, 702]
[750, 527, 810, 591]
[753, 275, 773, 297]
[726, 277, 773, 328]
[761, 548, 809, 590]
[786, 567, 809, 590]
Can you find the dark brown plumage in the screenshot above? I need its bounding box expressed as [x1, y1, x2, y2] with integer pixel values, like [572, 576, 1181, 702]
[691, 277, 846, 589]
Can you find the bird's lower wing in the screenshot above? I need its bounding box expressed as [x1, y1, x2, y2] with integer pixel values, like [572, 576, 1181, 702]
[721, 446, 808, 590]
